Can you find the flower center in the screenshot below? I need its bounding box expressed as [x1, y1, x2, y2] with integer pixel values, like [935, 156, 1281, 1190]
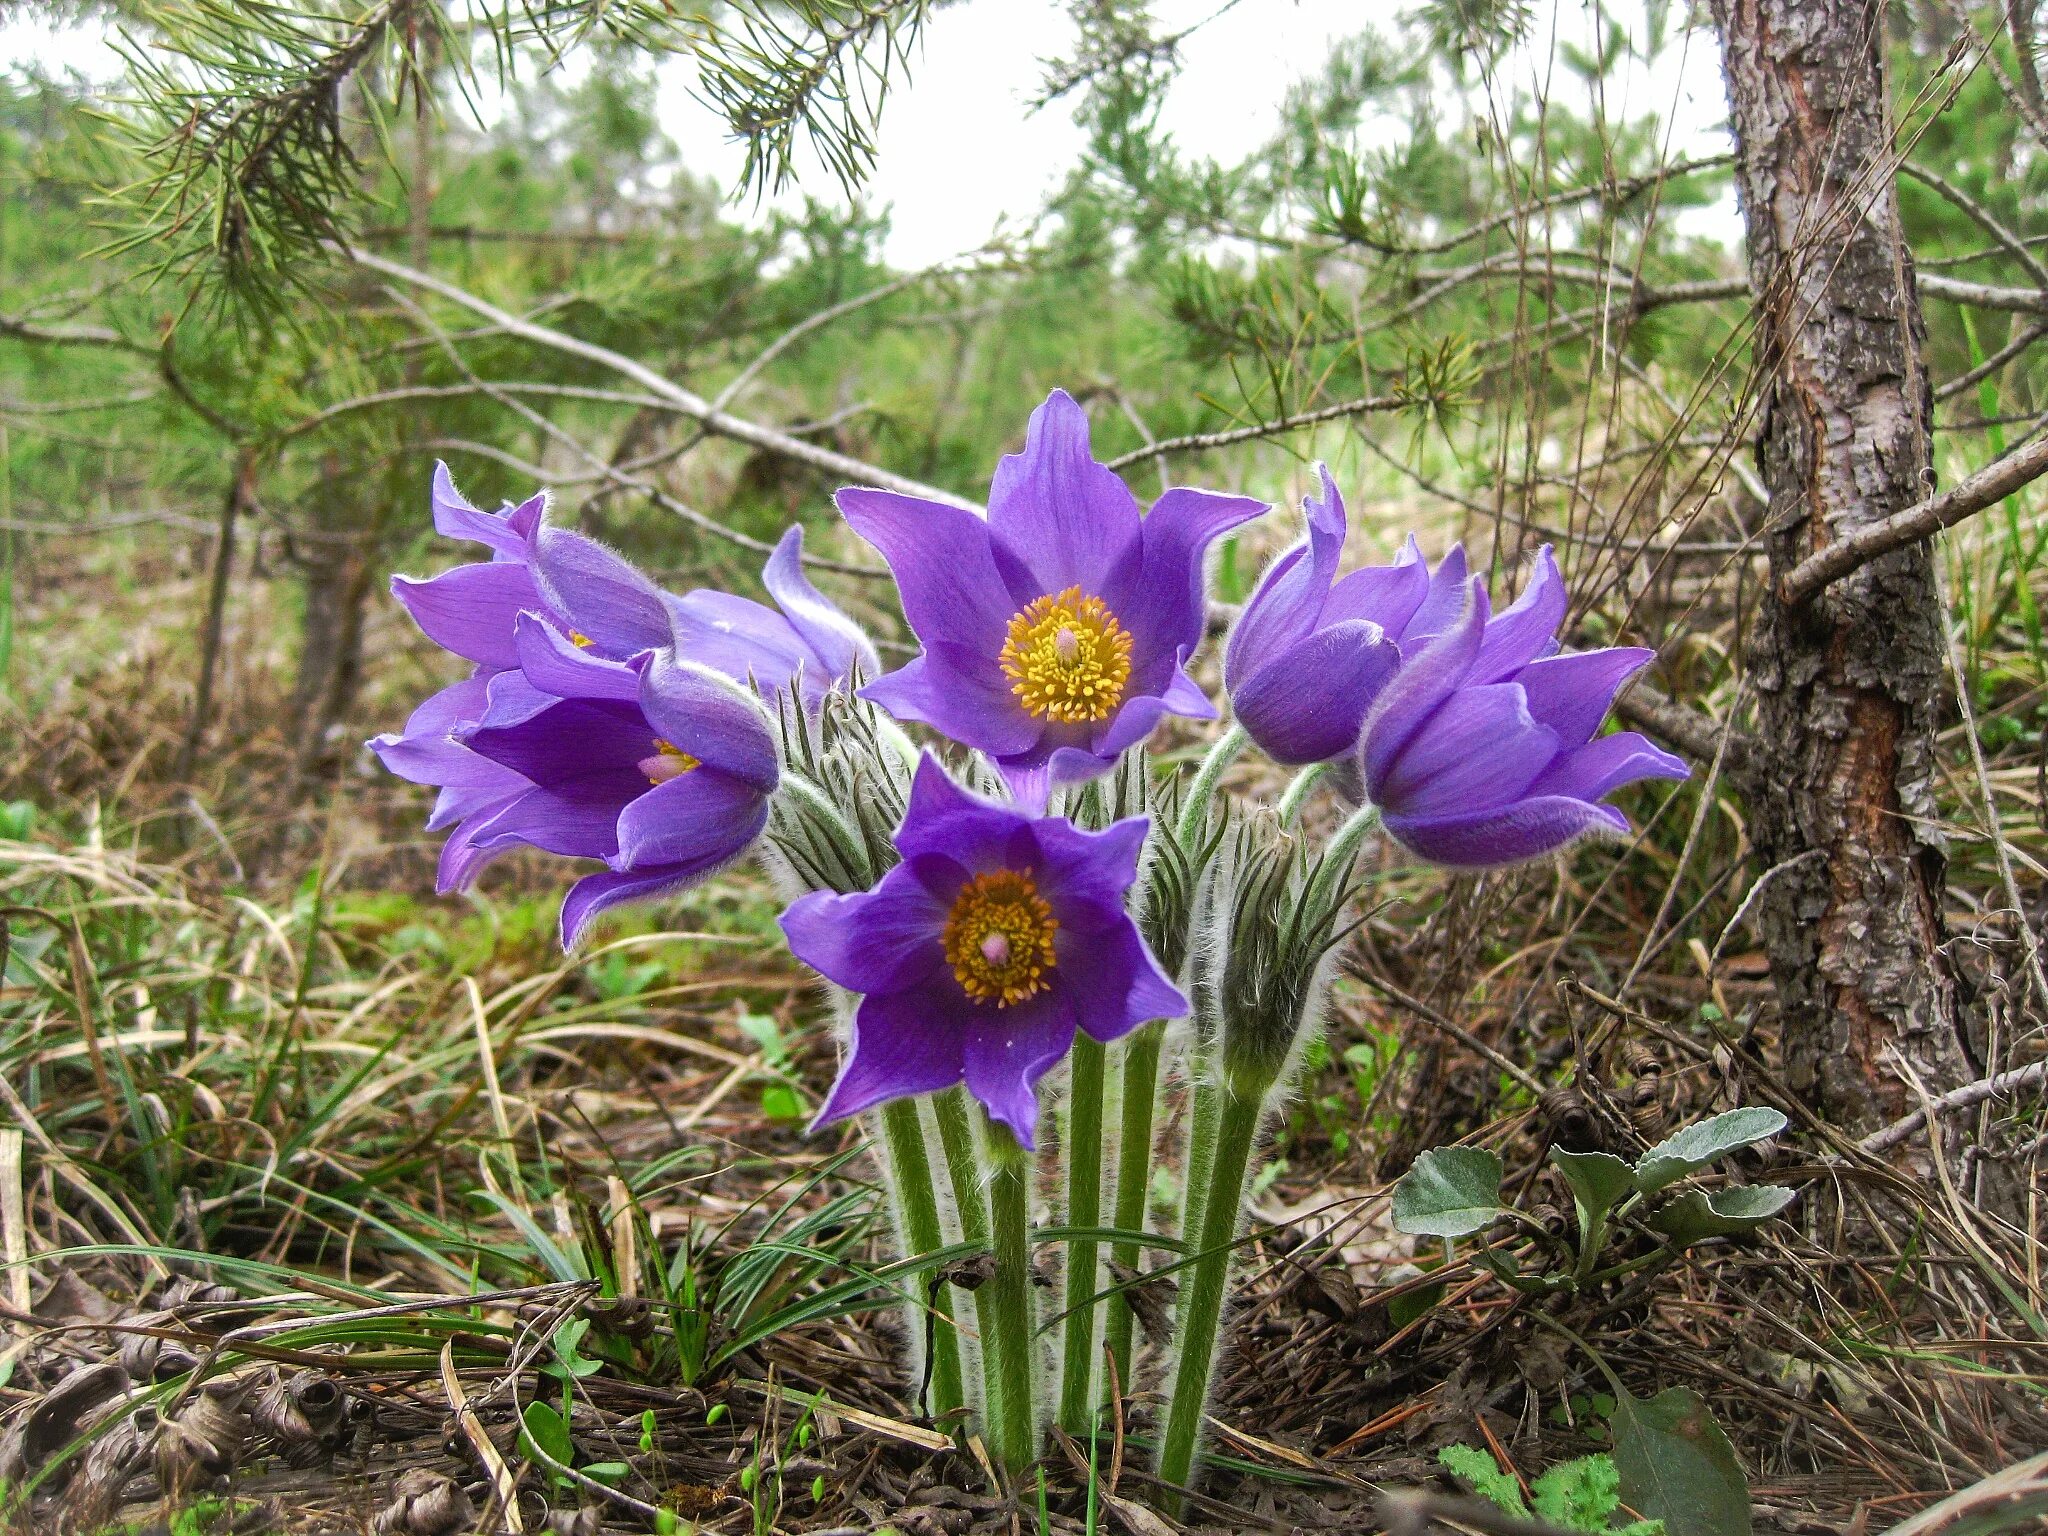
[639, 738, 700, 785]
[941, 869, 1058, 1008]
[999, 587, 1132, 724]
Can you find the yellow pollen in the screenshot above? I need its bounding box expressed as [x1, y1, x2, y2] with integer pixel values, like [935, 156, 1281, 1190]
[643, 738, 701, 784]
[999, 587, 1132, 723]
[568, 630, 594, 648]
[941, 869, 1058, 1008]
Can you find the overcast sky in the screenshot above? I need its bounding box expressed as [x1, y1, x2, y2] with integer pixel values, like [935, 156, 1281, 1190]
[1, 0, 1742, 268]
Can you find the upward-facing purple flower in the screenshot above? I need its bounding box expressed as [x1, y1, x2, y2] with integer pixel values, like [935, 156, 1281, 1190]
[837, 391, 1266, 794]
[780, 755, 1187, 1147]
[1358, 583, 1688, 867]
[667, 525, 880, 707]
[1225, 468, 1572, 764]
[452, 636, 778, 947]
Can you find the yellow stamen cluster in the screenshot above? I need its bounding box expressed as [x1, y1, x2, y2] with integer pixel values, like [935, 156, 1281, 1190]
[999, 587, 1132, 723]
[568, 630, 595, 648]
[942, 869, 1058, 1007]
[644, 739, 701, 784]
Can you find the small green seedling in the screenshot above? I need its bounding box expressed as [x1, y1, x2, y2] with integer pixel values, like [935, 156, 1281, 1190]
[1393, 1107, 1794, 1292]
[1440, 1445, 1663, 1536]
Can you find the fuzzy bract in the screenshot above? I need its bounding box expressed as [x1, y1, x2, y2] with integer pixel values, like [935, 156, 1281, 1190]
[837, 391, 1265, 801]
[779, 755, 1187, 1147]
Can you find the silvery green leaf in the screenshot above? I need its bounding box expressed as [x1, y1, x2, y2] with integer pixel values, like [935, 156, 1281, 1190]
[1649, 1185, 1796, 1246]
[1633, 1107, 1787, 1194]
[1549, 1147, 1636, 1233]
[1393, 1146, 1504, 1238]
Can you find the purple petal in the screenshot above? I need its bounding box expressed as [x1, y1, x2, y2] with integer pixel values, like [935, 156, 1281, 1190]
[561, 864, 708, 949]
[1359, 580, 1489, 801]
[475, 668, 561, 731]
[1105, 485, 1268, 666]
[1028, 814, 1148, 933]
[1471, 546, 1567, 683]
[461, 697, 652, 785]
[637, 651, 779, 794]
[513, 613, 642, 702]
[812, 989, 970, 1129]
[369, 675, 505, 789]
[1232, 620, 1400, 766]
[1384, 797, 1631, 868]
[986, 390, 1143, 601]
[860, 645, 1042, 758]
[779, 862, 951, 996]
[430, 462, 538, 559]
[1375, 682, 1560, 818]
[613, 766, 767, 871]
[1401, 542, 1470, 643]
[763, 524, 880, 682]
[837, 487, 1017, 657]
[529, 527, 673, 656]
[892, 754, 1029, 865]
[391, 563, 542, 670]
[1321, 538, 1430, 634]
[962, 993, 1076, 1149]
[1224, 466, 1344, 688]
[667, 589, 813, 696]
[436, 795, 526, 892]
[1057, 921, 1188, 1043]
[469, 778, 636, 859]
[1526, 731, 1689, 802]
[1516, 647, 1656, 746]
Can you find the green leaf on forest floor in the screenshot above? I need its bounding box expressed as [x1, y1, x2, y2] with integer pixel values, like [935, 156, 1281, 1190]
[1611, 1386, 1751, 1536]
[1393, 1146, 1505, 1237]
[1551, 1148, 1636, 1231]
[1649, 1186, 1796, 1245]
[1633, 1109, 1786, 1194]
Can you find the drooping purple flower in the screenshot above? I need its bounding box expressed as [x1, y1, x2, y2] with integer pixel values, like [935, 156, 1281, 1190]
[453, 635, 779, 947]
[836, 391, 1266, 796]
[667, 525, 880, 706]
[1357, 582, 1689, 867]
[779, 755, 1186, 1147]
[1225, 467, 1573, 764]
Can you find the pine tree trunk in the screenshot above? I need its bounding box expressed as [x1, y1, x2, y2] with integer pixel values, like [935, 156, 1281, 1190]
[1707, 0, 1974, 1127]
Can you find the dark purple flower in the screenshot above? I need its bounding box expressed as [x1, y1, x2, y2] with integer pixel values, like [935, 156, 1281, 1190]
[1358, 582, 1688, 867]
[667, 525, 880, 706]
[1225, 468, 1574, 764]
[453, 633, 778, 946]
[779, 755, 1186, 1147]
[836, 391, 1265, 795]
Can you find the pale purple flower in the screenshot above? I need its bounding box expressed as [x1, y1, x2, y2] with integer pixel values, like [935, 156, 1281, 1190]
[667, 525, 880, 706]
[456, 634, 778, 946]
[780, 755, 1186, 1147]
[837, 391, 1265, 796]
[1358, 582, 1688, 866]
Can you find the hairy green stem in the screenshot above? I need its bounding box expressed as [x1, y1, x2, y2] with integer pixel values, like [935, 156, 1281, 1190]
[931, 1088, 994, 1430]
[1104, 1020, 1164, 1392]
[1057, 1034, 1107, 1434]
[1177, 1047, 1222, 1273]
[1175, 722, 1250, 847]
[984, 1117, 1040, 1474]
[1276, 760, 1332, 826]
[878, 1098, 965, 1424]
[1155, 1078, 1265, 1512]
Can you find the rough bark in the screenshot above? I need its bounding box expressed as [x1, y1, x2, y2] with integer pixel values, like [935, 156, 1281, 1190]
[1708, 0, 1974, 1127]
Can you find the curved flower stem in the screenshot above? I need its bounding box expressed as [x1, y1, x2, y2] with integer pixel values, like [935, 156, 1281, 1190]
[1276, 761, 1332, 827]
[983, 1115, 1041, 1475]
[1057, 1034, 1107, 1435]
[1176, 722, 1250, 847]
[1155, 1076, 1266, 1513]
[1103, 1020, 1164, 1393]
[878, 1099, 966, 1425]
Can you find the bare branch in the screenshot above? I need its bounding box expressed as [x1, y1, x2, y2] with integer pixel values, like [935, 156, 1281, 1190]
[1780, 428, 2048, 604]
[1100, 394, 1411, 470]
[341, 245, 977, 510]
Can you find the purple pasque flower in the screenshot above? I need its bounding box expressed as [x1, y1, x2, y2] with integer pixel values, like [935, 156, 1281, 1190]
[454, 633, 778, 947]
[1357, 581, 1688, 867]
[1225, 467, 1574, 764]
[780, 755, 1187, 1147]
[668, 525, 880, 707]
[836, 391, 1266, 795]
[388, 463, 674, 672]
